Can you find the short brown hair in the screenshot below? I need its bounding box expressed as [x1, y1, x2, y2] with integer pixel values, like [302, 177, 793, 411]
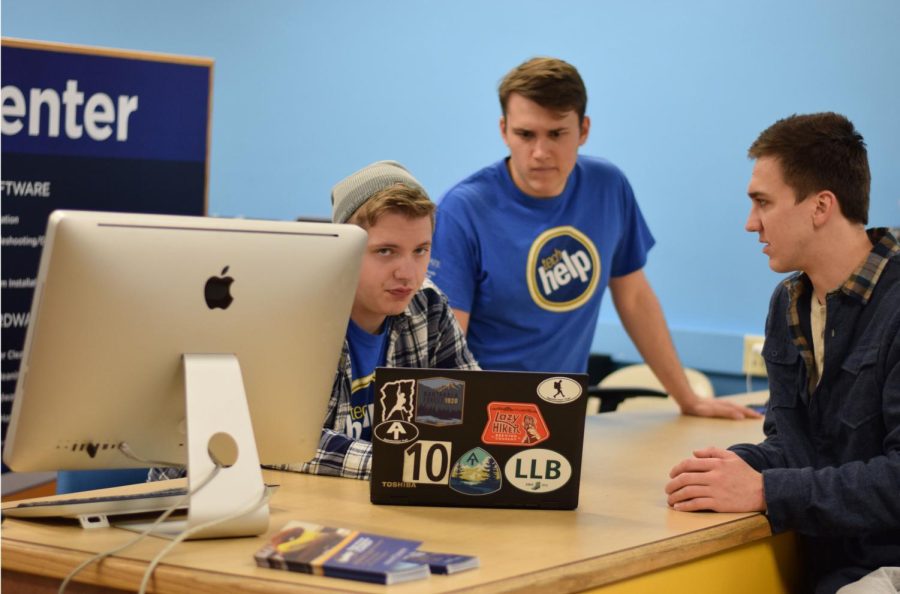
[348, 183, 435, 230]
[748, 112, 870, 224]
[498, 57, 587, 125]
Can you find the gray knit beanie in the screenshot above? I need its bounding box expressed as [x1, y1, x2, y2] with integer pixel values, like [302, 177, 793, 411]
[331, 160, 429, 224]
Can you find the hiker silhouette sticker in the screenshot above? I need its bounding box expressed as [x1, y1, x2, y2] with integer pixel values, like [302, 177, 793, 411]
[536, 376, 582, 404]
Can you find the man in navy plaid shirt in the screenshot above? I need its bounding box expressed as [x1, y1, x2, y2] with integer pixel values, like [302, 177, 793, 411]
[273, 160, 479, 479]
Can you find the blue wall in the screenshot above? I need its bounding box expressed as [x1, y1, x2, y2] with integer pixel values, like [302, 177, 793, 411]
[4, 0, 898, 374]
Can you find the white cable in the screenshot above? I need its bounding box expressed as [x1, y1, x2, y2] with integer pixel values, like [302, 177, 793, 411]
[137, 485, 272, 594]
[57, 465, 221, 594]
[118, 442, 183, 469]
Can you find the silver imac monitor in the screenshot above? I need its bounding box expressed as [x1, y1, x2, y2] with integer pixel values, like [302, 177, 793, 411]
[3, 210, 366, 537]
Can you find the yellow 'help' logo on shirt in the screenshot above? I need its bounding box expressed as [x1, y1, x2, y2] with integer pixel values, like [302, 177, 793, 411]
[526, 226, 600, 312]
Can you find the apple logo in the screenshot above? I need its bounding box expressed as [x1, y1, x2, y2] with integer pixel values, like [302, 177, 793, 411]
[204, 266, 234, 309]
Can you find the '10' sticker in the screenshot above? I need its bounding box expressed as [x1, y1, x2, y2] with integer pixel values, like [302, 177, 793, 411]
[402, 440, 453, 484]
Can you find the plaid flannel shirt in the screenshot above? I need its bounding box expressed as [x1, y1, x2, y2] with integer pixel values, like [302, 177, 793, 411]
[150, 281, 478, 482]
[784, 228, 899, 393]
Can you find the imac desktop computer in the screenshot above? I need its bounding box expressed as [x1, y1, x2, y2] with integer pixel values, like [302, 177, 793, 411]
[3, 210, 367, 538]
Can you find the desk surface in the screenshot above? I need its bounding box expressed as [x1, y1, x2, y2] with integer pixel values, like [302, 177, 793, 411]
[2, 393, 772, 594]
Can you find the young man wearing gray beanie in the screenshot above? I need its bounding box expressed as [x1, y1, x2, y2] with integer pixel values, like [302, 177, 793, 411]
[149, 162, 477, 484]
[291, 160, 479, 479]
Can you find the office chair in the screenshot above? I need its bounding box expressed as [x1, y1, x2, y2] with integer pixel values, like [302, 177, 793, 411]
[586, 363, 714, 414]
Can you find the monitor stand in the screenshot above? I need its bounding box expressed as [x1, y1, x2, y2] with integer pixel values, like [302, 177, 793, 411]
[118, 353, 269, 539]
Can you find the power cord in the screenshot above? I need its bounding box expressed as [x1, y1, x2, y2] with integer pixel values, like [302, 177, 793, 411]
[118, 442, 183, 469]
[137, 483, 271, 594]
[57, 464, 222, 594]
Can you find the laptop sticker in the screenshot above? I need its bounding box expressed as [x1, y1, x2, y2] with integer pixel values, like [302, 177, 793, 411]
[373, 379, 419, 444]
[402, 440, 453, 485]
[415, 377, 465, 426]
[481, 402, 549, 446]
[536, 376, 583, 404]
[449, 447, 502, 496]
[504, 449, 572, 493]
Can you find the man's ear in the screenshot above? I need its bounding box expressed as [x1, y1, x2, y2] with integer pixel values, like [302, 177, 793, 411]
[499, 116, 508, 145]
[811, 190, 838, 227]
[579, 115, 591, 146]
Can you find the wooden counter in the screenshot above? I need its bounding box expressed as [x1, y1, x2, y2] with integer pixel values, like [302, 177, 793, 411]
[2, 392, 801, 593]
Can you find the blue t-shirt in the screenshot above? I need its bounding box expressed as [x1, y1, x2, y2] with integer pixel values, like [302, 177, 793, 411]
[345, 319, 390, 442]
[429, 156, 655, 373]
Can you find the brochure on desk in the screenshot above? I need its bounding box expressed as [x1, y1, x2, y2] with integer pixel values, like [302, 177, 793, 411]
[406, 549, 480, 574]
[254, 520, 428, 585]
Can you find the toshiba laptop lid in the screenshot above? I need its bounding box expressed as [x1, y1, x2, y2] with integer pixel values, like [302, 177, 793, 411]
[370, 368, 588, 510]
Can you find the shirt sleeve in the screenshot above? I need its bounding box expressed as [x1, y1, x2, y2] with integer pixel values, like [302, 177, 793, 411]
[609, 174, 655, 278]
[429, 196, 480, 314]
[287, 429, 372, 480]
[147, 466, 186, 481]
[728, 410, 790, 491]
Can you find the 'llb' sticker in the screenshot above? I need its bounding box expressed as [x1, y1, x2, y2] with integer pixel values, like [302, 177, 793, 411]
[373, 379, 418, 444]
[504, 449, 572, 493]
[482, 402, 549, 446]
[449, 447, 502, 496]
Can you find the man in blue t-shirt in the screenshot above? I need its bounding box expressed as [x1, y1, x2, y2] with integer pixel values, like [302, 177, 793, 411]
[430, 57, 757, 420]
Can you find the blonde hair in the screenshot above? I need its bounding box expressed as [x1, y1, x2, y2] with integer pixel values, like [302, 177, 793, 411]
[348, 183, 435, 230]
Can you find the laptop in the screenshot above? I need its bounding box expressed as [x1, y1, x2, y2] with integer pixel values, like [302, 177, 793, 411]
[370, 368, 588, 510]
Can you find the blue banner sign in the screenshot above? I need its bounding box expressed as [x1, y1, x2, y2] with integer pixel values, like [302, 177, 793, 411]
[1, 39, 212, 458]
